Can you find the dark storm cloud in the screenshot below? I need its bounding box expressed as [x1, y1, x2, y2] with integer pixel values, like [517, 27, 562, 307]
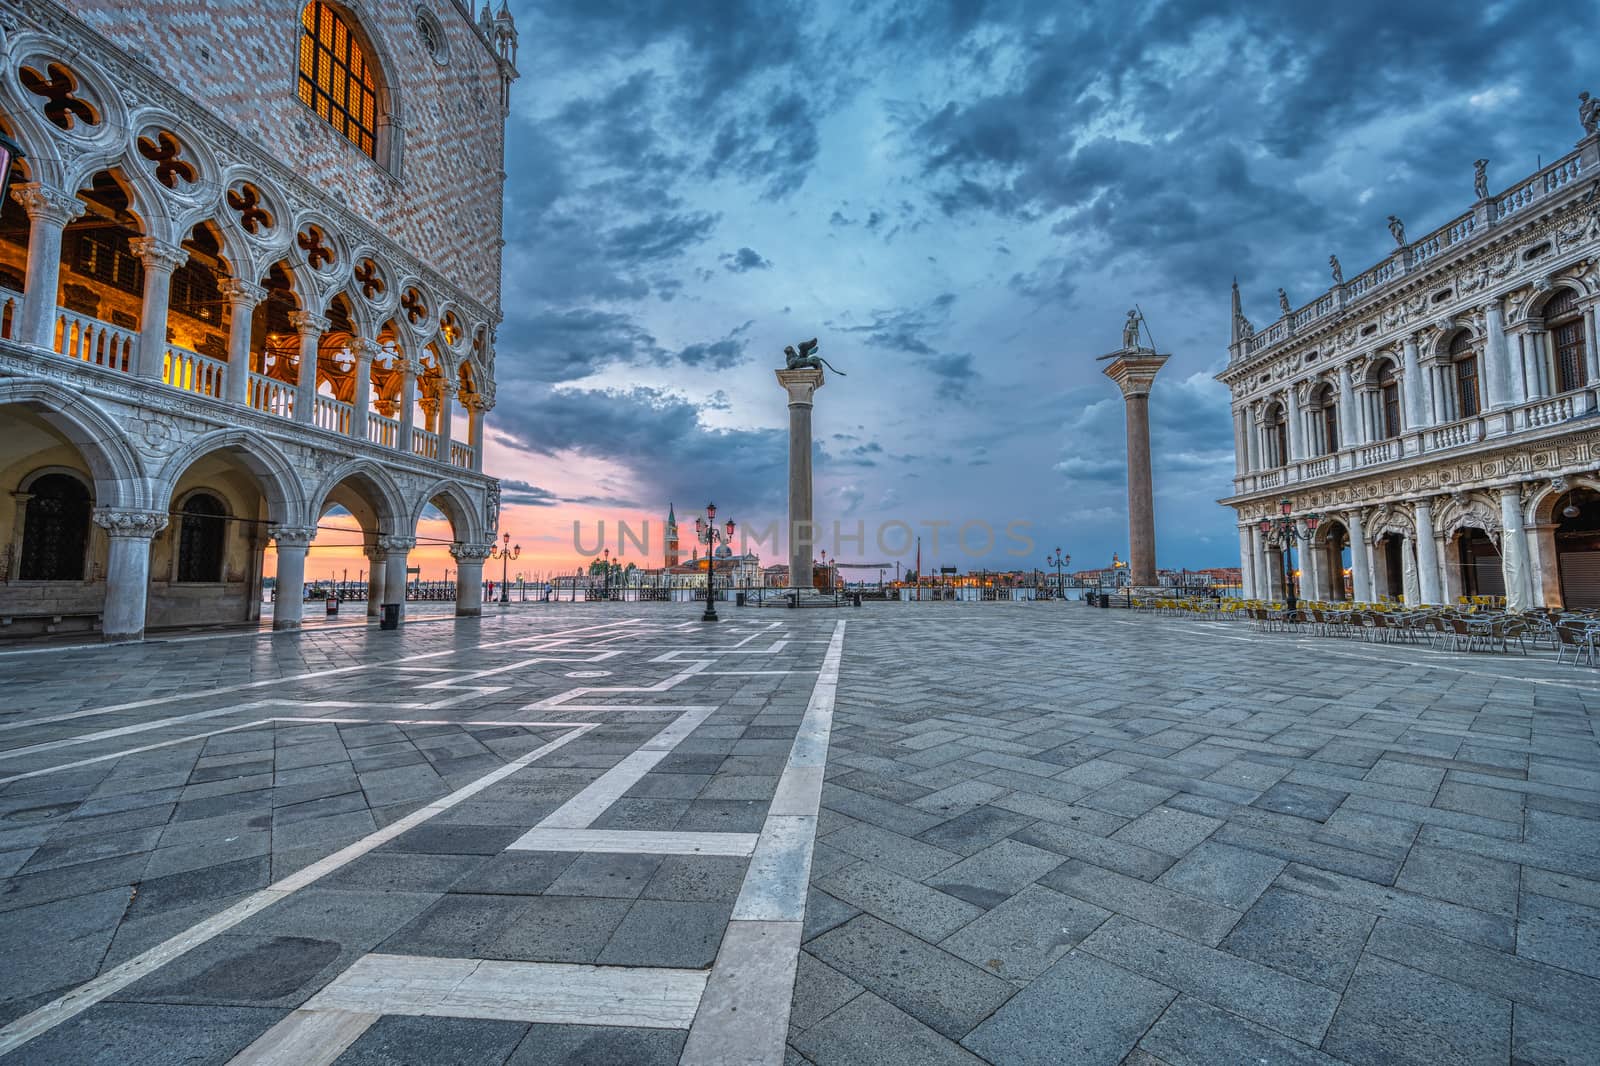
[829, 293, 958, 356]
[496, 310, 751, 383]
[722, 247, 773, 273]
[498, 479, 562, 507]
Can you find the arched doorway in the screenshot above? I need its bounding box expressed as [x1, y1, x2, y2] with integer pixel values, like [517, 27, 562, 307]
[1317, 520, 1352, 601]
[1376, 532, 1407, 601]
[1552, 488, 1600, 608]
[1452, 528, 1504, 601]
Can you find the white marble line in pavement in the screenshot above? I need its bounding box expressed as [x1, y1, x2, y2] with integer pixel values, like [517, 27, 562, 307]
[508, 828, 759, 856]
[229, 955, 710, 1065]
[0, 722, 600, 1059]
[0, 618, 649, 734]
[682, 617, 846, 1066]
[0, 719, 579, 786]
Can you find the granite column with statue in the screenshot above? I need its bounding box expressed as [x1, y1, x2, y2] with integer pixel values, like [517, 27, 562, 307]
[1099, 311, 1170, 588]
[777, 366, 824, 592]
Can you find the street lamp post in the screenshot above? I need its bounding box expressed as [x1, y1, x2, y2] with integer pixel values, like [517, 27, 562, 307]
[601, 547, 611, 601]
[1258, 497, 1320, 613]
[1045, 547, 1070, 600]
[693, 502, 734, 622]
[489, 531, 520, 605]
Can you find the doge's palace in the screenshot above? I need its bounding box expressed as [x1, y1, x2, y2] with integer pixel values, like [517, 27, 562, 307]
[0, 0, 518, 639]
[1220, 97, 1600, 612]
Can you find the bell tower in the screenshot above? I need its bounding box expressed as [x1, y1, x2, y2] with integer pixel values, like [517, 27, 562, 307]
[665, 502, 680, 567]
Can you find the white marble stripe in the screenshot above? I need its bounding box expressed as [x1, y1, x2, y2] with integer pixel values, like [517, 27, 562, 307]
[0, 618, 646, 732]
[0, 723, 598, 1059]
[682, 618, 846, 1066]
[507, 828, 758, 856]
[301, 953, 708, 1028]
[518, 705, 717, 831]
[227, 1009, 379, 1066]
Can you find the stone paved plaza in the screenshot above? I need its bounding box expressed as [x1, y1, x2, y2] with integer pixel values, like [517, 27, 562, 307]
[0, 603, 1595, 1065]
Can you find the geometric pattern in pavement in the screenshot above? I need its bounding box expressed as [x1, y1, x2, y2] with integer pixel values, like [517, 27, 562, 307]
[0, 605, 1597, 1065]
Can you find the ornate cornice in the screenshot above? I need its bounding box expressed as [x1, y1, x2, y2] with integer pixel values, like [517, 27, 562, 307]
[93, 508, 168, 538]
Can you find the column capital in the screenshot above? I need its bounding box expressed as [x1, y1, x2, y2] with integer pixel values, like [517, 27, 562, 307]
[219, 278, 268, 307]
[376, 535, 416, 553]
[12, 182, 84, 225]
[288, 310, 330, 338]
[128, 237, 188, 274]
[776, 367, 824, 405]
[92, 508, 169, 539]
[398, 358, 425, 378]
[450, 541, 496, 562]
[353, 336, 384, 362]
[268, 524, 317, 548]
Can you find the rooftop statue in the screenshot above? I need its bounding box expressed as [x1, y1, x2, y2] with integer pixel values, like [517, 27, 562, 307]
[1278, 288, 1292, 316]
[783, 337, 845, 375]
[1387, 215, 1406, 247]
[1474, 158, 1489, 200]
[1329, 255, 1343, 285]
[1122, 308, 1143, 350]
[1582, 91, 1600, 137]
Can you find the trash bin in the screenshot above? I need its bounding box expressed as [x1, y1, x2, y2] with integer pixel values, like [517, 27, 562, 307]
[853, 592, 862, 608]
[380, 603, 400, 630]
[736, 591, 746, 607]
[326, 595, 339, 615]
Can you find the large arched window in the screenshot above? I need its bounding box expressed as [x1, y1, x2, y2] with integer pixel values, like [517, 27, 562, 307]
[1546, 289, 1588, 393]
[1313, 383, 1338, 455]
[1377, 362, 1402, 439]
[297, 2, 380, 159]
[177, 493, 227, 583]
[1263, 404, 1288, 467]
[1450, 332, 1480, 419]
[19, 473, 91, 581]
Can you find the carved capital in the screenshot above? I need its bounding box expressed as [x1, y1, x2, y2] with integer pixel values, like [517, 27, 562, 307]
[268, 525, 318, 548]
[450, 542, 496, 562]
[219, 278, 268, 308]
[353, 337, 384, 362]
[288, 311, 330, 338]
[11, 182, 84, 226]
[376, 535, 416, 554]
[128, 237, 189, 275]
[92, 508, 168, 538]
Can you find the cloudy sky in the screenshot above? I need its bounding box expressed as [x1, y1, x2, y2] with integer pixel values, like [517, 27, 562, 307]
[474, 0, 1590, 579]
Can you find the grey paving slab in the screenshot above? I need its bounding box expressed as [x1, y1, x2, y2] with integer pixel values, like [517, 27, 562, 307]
[960, 950, 1176, 1066]
[1322, 954, 1511, 1066]
[938, 882, 1111, 983]
[1039, 859, 1242, 945]
[794, 991, 989, 1066]
[1220, 886, 1375, 990]
[1156, 840, 1286, 910]
[505, 1023, 686, 1065]
[816, 860, 983, 942]
[1137, 995, 1351, 1066]
[2, 1001, 285, 1066]
[334, 1015, 529, 1066]
[1516, 891, 1600, 980]
[927, 838, 1064, 908]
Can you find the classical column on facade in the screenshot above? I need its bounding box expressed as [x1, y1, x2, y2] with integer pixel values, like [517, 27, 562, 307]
[378, 535, 415, 622]
[464, 392, 489, 472]
[451, 541, 492, 616]
[1401, 334, 1428, 431]
[1250, 524, 1269, 599]
[1337, 362, 1359, 447]
[1243, 403, 1261, 471]
[436, 378, 457, 453]
[1526, 517, 1562, 608]
[1298, 518, 1323, 600]
[349, 337, 379, 442]
[268, 525, 316, 631]
[288, 311, 328, 425]
[1584, 303, 1600, 385]
[397, 360, 421, 456]
[1237, 525, 1255, 598]
[1100, 346, 1170, 586]
[363, 542, 386, 618]
[93, 508, 168, 641]
[777, 366, 825, 593]
[1233, 408, 1249, 476]
[1346, 509, 1373, 601]
[1285, 385, 1305, 463]
[1497, 485, 1534, 611]
[219, 278, 266, 407]
[1482, 298, 1511, 409]
[12, 183, 84, 351]
[1412, 497, 1443, 605]
[1438, 529, 1461, 604]
[128, 237, 189, 382]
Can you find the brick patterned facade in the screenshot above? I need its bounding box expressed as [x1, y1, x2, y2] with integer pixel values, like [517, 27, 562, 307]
[69, 0, 511, 304]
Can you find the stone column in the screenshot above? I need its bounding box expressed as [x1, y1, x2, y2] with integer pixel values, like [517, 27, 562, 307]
[1100, 348, 1170, 587]
[1346, 510, 1373, 601]
[129, 238, 188, 381]
[93, 509, 167, 642]
[1526, 522, 1561, 609]
[1299, 519, 1322, 600]
[378, 535, 415, 623]
[289, 311, 328, 425]
[364, 544, 386, 617]
[1244, 404, 1261, 471]
[466, 399, 488, 471]
[1238, 525, 1254, 598]
[349, 338, 378, 442]
[1337, 362, 1359, 448]
[1233, 409, 1249, 475]
[1251, 525, 1270, 599]
[1401, 334, 1427, 431]
[269, 525, 316, 631]
[776, 367, 825, 593]
[1413, 498, 1442, 605]
[1585, 307, 1600, 386]
[437, 379, 457, 455]
[1439, 532, 1461, 605]
[398, 360, 420, 454]
[220, 278, 266, 407]
[1285, 386, 1305, 462]
[1483, 299, 1511, 409]
[451, 542, 492, 616]
[12, 183, 83, 351]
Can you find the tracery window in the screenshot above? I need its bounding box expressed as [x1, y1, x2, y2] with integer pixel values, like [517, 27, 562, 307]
[1378, 363, 1401, 439]
[18, 473, 90, 581]
[1546, 289, 1588, 393]
[297, 2, 379, 158]
[177, 493, 227, 583]
[1451, 333, 1480, 418]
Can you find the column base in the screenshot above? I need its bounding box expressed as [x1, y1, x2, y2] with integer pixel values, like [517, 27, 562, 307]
[455, 606, 482, 617]
[101, 628, 144, 643]
[272, 619, 302, 632]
